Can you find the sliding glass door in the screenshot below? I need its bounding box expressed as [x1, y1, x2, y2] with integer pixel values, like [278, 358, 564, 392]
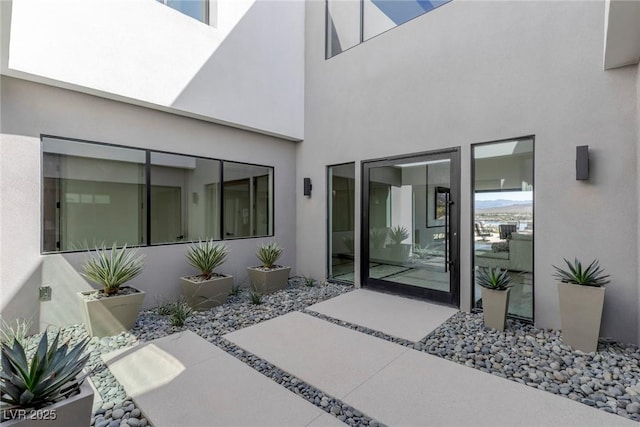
[361, 149, 460, 306]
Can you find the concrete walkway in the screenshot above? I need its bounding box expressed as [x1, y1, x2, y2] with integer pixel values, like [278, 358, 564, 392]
[103, 331, 341, 426]
[105, 290, 635, 426]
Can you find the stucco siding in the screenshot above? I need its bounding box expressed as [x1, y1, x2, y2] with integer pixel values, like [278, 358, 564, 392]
[0, 76, 297, 332]
[2, 0, 304, 140]
[302, 0, 638, 343]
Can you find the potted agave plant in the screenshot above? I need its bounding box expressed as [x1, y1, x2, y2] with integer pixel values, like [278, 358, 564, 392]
[78, 244, 145, 337]
[180, 240, 233, 310]
[477, 267, 512, 332]
[553, 258, 610, 353]
[0, 331, 93, 426]
[247, 241, 291, 294]
[386, 225, 410, 264]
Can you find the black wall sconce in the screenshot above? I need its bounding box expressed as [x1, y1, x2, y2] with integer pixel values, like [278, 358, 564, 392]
[303, 177, 312, 196]
[576, 145, 589, 180]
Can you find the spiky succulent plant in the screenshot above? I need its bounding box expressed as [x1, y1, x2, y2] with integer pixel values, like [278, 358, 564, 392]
[256, 242, 283, 269]
[185, 240, 229, 279]
[476, 267, 512, 291]
[0, 316, 32, 347]
[389, 225, 409, 246]
[82, 244, 145, 295]
[0, 331, 90, 415]
[553, 258, 610, 287]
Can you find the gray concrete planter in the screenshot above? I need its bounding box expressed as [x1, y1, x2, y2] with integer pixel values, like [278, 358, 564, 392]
[558, 282, 605, 353]
[247, 266, 291, 294]
[482, 287, 510, 332]
[78, 286, 146, 337]
[180, 275, 234, 310]
[2, 377, 94, 427]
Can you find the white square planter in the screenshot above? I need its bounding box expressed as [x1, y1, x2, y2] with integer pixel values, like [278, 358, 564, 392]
[180, 275, 234, 310]
[558, 282, 605, 353]
[78, 286, 146, 337]
[482, 287, 510, 332]
[2, 378, 94, 427]
[247, 266, 291, 294]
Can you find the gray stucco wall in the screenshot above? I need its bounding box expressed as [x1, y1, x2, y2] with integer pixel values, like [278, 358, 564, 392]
[301, 1, 639, 343]
[0, 76, 297, 332]
[637, 64, 640, 344]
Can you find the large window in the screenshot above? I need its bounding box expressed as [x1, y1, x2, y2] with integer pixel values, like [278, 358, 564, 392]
[328, 163, 355, 282]
[42, 136, 273, 253]
[326, 0, 452, 58]
[472, 137, 534, 321]
[43, 139, 146, 252]
[150, 152, 221, 244]
[223, 162, 273, 239]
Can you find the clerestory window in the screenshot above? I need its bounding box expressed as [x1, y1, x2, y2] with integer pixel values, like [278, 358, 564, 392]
[157, 0, 209, 24]
[326, 0, 452, 58]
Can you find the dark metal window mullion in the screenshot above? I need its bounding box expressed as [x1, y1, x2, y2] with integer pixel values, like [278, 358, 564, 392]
[219, 160, 225, 241]
[145, 151, 151, 246]
[360, 0, 364, 44]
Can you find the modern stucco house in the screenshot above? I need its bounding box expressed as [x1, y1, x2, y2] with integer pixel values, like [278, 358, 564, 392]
[1, 0, 639, 346]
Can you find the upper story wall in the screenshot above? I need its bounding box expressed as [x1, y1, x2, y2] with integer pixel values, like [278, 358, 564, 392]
[0, 0, 304, 140]
[302, 0, 639, 343]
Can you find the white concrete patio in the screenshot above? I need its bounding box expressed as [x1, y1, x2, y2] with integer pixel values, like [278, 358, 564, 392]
[225, 311, 635, 426]
[307, 288, 457, 341]
[103, 331, 339, 427]
[104, 290, 635, 426]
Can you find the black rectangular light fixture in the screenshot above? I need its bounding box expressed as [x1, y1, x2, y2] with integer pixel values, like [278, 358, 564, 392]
[303, 177, 312, 196]
[576, 145, 589, 180]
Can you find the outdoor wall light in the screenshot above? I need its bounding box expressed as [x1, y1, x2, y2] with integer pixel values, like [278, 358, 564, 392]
[304, 178, 312, 196]
[576, 145, 589, 180]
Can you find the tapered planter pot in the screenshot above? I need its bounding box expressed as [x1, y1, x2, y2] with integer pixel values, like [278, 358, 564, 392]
[2, 377, 94, 427]
[482, 287, 510, 332]
[180, 275, 234, 310]
[247, 266, 291, 294]
[558, 283, 605, 353]
[78, 286, 146, 337]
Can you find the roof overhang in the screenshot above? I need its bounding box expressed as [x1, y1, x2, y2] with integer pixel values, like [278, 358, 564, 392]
[604, 0, 640, 70]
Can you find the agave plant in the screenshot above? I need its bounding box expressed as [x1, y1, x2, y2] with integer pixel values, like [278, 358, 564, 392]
[169, 298, 193, 327]
[256, 242, 283, 269]
[389, 225, 409, 246]
[82, 244, 145, 296]
[476, 267, 512, 290]
[0, 331, 90, 414]
[0, 316, 33, 347]
[553, 258, 610, 287]
[185, 240, 229, 280]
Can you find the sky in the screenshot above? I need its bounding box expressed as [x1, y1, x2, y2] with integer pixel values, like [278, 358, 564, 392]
[474, 191, 533, 202]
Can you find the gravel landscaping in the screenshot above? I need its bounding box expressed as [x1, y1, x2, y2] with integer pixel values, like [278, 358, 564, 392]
[17, 280, 640, 426]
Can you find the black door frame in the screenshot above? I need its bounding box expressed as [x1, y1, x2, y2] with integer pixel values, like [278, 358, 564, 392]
[360, 148, 461, 307]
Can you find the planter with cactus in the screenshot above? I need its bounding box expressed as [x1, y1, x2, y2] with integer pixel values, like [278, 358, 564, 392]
[247, 242, 291, 294]
[78, 244, 146, 337]
[384, 225, 411, 264]
[477, 267, 511, 332]
[0, 331, 94, 426]
[180, 240, 233, 311]
[554, 258, 609, 353]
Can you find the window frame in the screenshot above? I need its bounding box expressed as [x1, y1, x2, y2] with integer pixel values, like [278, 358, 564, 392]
[470, 135, 535, 323]
[40, 134, 274, 254]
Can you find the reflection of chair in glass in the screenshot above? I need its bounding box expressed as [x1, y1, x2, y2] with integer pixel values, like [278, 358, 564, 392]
[475, 222, 492, 241]
[499, 224, 517, 240]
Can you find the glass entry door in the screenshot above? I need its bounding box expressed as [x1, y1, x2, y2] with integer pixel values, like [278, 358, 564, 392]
[361, 149, 460, 306]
